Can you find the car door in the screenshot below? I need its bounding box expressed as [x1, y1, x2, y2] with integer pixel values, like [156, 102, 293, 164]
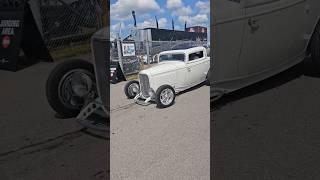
[185, 50, 209, 86]
[211, 0, 246, 82]
[238, 0, 308, 76]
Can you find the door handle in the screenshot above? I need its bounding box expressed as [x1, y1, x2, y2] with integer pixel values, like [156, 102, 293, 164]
[187, 67, 191, 72]
[248, 18, 260, 34]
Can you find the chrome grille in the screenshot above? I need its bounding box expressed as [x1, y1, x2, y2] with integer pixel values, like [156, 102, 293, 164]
[91, 28, 109, 108]
[139, 74, 150, 97]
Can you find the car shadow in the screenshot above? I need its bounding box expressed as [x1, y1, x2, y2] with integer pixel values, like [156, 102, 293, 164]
[213, 57, 320, 110]
[177, 81, 209, 96]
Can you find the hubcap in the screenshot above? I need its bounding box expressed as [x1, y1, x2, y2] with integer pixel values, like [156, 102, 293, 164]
[160, 88, 174, 106]
[128, 83, 139, 97]
[58, 69, 95, 110]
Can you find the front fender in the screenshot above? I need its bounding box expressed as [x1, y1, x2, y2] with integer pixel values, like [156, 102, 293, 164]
[150, 72, 177, 92]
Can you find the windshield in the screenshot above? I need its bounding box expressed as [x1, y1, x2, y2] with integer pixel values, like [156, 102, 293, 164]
[159, 53, 185, 62]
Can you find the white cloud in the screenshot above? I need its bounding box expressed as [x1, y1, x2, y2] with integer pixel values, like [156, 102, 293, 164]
[167, 0, 194, 17]
[111, 22, 125, 32]
[110, 31, 116, 41]
[172, 5, 192, 16]
[166, 0, 183, 9]
[196, 1, 210, 14]
[178, 14, 208, 27]
[111, 0, 160, 20]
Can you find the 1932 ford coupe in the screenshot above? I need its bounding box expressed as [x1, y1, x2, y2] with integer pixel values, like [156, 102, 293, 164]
[124, 46, 210, 108]
[211, 0, 320, 100]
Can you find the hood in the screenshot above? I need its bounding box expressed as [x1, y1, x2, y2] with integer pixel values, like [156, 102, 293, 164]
[140, 61, 184, 76]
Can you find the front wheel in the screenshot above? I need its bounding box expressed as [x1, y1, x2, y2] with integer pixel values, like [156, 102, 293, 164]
[155, 85, 175, 108]
[124, 80, 140, 99]
[46, 59, 96, 118]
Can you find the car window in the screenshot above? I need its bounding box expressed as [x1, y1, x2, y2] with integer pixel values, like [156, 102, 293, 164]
[189, 51, 204, 61]
[159, 54, 185, 62]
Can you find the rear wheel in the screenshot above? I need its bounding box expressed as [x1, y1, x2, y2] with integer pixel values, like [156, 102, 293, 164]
[46, 59, 96, 118]
[124, 80, 140, 99]
[155, 85, 175, 108]
[311, 24, 320, 71]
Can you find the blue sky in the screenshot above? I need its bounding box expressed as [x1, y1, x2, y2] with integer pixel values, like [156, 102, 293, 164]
[110, 0, 210, 40]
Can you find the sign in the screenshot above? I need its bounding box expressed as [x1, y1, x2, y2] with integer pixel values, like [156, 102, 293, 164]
[121, 56, 140, 75]
[122, 43, 136, 57]
[0, 2, 52, 71]
[0, 11, 25, 71]
[119, 42, 140, 75]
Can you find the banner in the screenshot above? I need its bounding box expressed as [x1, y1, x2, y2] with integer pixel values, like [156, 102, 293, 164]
[121, 42, 140, 75]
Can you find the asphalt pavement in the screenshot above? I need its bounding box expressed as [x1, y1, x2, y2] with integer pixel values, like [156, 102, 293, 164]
[110, 81, 210, 180]
[0, 61, 107, 180]
[212, 58, 320, 179]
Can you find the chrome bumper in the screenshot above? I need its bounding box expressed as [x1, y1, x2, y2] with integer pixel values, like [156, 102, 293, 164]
[134, 93, 153, 106]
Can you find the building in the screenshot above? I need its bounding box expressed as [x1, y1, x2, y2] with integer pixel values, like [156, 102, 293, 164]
[125, 27, 207, 42]
[186, 26, 207, 33]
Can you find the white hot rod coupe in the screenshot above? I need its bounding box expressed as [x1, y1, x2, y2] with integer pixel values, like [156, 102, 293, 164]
[124, 46, 210, 108]
[211, 0, 320, 100]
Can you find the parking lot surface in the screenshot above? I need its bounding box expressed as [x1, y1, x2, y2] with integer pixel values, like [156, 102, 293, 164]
[110, 81, 210, 180]
[212, 59, 320, 179]
[0, 62, 106, 179]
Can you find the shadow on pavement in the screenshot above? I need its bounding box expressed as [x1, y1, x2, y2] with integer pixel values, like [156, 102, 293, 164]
[213, 58, 320, 110]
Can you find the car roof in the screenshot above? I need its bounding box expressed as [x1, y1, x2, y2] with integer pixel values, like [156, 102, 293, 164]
[159, 46, 206, 55]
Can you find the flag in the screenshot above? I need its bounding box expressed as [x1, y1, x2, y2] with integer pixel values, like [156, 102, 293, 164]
[155, 16, 159, 29]
[172, 19, 174, 31]
[132, 11, 136, 27]
[185, 21, 187, 31]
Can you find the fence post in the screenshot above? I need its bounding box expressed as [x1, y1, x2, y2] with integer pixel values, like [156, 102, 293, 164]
[145, 40, 150, 65]
[116, 38, 123, 72]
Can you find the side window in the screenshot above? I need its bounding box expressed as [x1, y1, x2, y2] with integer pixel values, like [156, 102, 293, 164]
[189, 51, 204, 61]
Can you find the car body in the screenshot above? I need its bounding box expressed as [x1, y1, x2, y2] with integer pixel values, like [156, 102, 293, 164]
[211, 0, 320, 100]
[125, 46, 210, 107]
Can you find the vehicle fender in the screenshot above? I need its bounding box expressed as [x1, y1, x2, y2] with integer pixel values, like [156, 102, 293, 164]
[150, 71, 177, 92]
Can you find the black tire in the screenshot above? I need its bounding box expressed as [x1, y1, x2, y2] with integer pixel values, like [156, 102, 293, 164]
[110, 75, 119, 84]
[124, 80, 140, 99]
[155, 85, 175, 108]
[311, 24, 320, 71]
[46, 59, 95, 118]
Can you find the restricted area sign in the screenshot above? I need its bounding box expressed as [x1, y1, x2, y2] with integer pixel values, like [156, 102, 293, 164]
[0, 7, 25, 71]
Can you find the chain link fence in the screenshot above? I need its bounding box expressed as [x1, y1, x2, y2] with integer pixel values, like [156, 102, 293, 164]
[39, 0, 104, 58]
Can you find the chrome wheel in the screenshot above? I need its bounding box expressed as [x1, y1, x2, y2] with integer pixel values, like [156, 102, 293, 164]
[127, 83, 140, 97]
[58, 69, 95, 110]
[159, 88, 174, 106]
